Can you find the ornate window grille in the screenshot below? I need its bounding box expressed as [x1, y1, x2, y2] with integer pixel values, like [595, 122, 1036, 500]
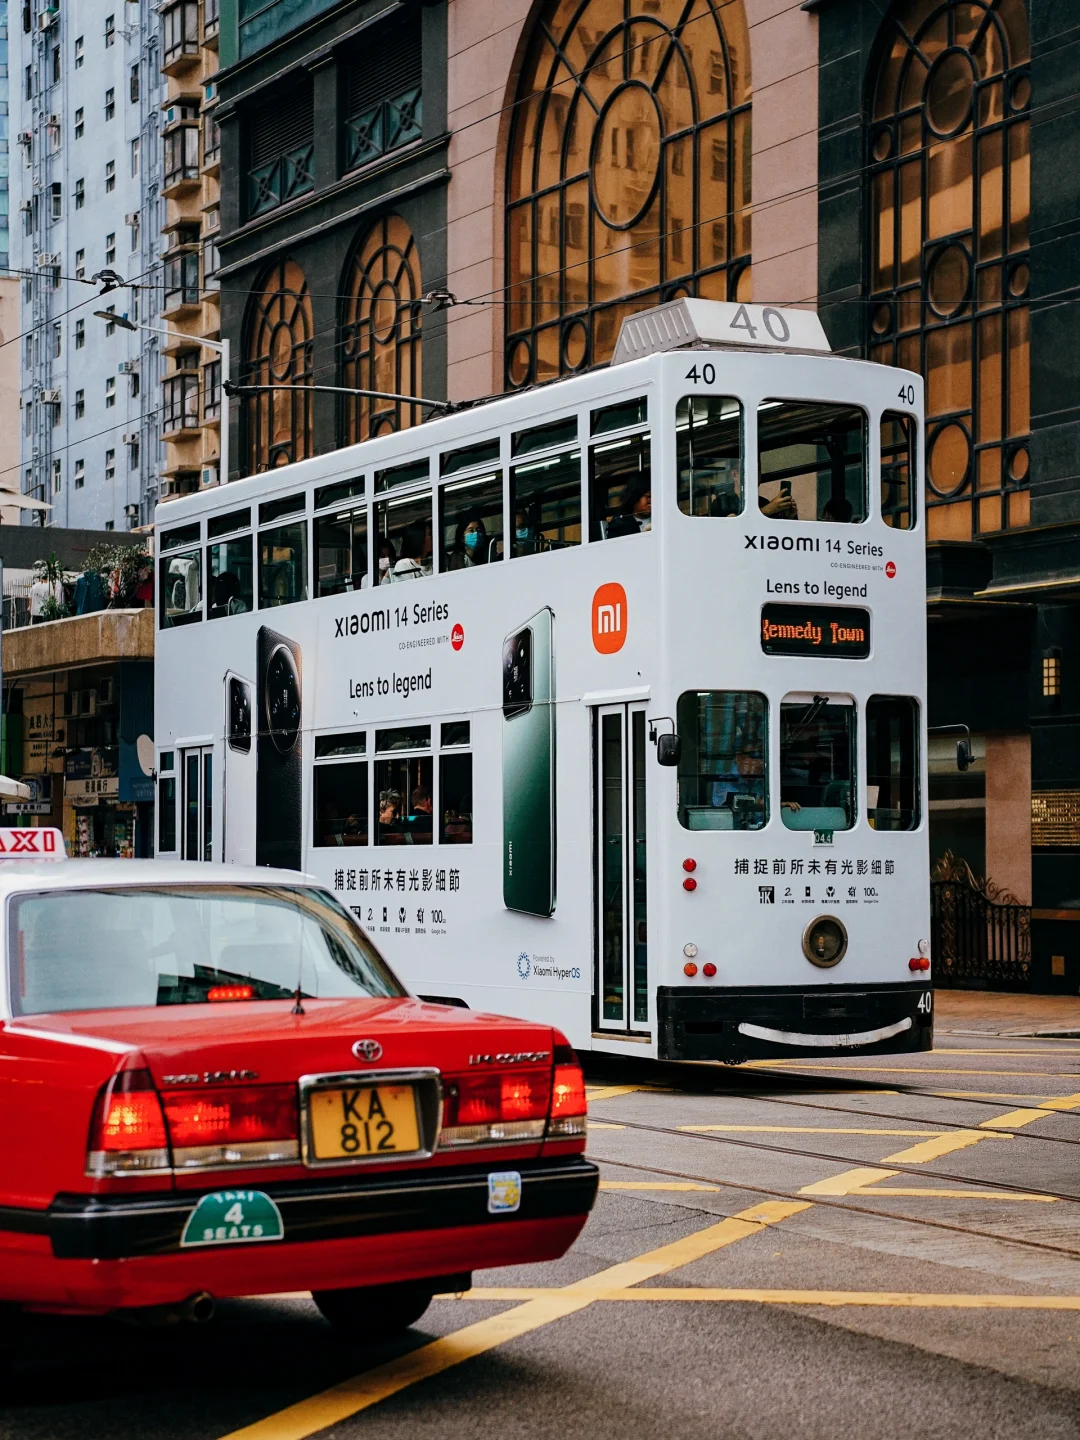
[868, 0, 1031, 539]
[505, 0, 752, 388]
[242, 260, 314, 473]
[339, 215, 423, 444]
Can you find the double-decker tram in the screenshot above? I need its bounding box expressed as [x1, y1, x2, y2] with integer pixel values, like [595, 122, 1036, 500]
[155, 299, 932, 1061]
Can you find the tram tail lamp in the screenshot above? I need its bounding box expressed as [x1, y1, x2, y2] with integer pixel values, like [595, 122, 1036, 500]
[908, 957, 930, 972]
[683, 962, 698, 977]
[682, 858, 697, 872]
[702, 963, 717, 978]
[682, 877, 697, 892]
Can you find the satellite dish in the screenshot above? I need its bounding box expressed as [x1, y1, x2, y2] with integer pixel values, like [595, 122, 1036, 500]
[136, 734, 156, 778]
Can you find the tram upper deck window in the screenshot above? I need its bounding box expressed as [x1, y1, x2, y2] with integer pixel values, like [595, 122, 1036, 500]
[317, 507, 368, 595]
[676, 690, 767, 831]
[780, 693, 855, 832]
[590, 398, 650, 540]
[675, 396, 743, 516]
[880, 412, 916, 530]
[374, 488, 431, 583]
[758, 402, 866, 524]
[441, 471, 504, 571]
[509, 448, 581, 557]
[208, 535, 253, 619]
[866, 695, 919, 831]
[258, 520, 308, 608]
[159, 523, 201, 628]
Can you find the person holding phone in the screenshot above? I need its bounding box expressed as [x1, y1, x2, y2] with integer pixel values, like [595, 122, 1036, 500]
[760, 478, 798, 519]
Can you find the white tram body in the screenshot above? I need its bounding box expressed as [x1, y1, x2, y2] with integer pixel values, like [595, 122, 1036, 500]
[155, 300, 932, 1061]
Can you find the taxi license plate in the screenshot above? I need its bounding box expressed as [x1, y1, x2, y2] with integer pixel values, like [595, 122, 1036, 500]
[308, 1084, 421, 1161]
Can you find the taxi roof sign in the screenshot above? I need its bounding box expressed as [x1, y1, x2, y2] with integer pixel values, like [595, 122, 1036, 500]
[0, 827, 67, 858]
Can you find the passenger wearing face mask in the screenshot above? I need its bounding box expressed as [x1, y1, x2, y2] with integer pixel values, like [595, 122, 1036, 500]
[376, 539, 397, 584]
[513, 507, 540, 558]
[448, 511, 489, 570]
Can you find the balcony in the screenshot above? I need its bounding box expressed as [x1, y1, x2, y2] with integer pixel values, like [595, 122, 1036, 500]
[161, 0, 200, 75]
[163, 249, 201, 317]
[162, 373, 200, 435]
[162, 124, 201, 197]
[202, 0, 220, 48]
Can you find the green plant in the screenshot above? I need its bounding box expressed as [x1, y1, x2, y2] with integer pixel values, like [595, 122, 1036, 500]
[32, 552, 65, 587]
[39, 595, 72, 621]
[83, 542, 153, 606]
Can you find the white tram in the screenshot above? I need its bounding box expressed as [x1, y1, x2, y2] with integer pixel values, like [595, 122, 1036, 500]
[155, 299, 932, 1061]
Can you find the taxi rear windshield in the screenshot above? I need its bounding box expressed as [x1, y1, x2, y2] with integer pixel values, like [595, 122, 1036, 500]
[9, 885, 406, 1016]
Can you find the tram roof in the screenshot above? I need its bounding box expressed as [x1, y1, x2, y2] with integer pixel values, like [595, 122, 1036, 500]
[611, 299, 831, 366]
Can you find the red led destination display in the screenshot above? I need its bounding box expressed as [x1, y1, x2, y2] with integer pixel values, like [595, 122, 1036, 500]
[760, 603, 870, 658]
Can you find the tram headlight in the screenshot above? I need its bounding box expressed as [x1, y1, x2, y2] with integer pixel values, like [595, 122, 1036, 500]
[802, 916, 848, 968]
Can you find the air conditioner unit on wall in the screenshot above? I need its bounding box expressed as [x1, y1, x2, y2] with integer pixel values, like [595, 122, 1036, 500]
[39, 389, 60, 404]
[38, 11, 58, 32]
[118, 361, 138, 375]
[18, 201, 31, 214]
[36, 253, 59, 267]
[201, 464, 219, 487]
[122, 432, 139, 445]
[124, 212, 139, 226]
[47, 114, 60, 127]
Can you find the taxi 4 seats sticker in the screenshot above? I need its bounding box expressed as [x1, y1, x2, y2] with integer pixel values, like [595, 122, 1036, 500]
[180, 1189, 284, 1248]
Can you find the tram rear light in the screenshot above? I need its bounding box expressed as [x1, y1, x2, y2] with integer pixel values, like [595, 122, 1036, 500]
[908, 957, 930, 972]
[682, 858, 697, 872]
[702, 963, 717, 978]
[682, 877, 697, 892]
[87, 1067, 169, 1176]
[683, 962, 698, 977]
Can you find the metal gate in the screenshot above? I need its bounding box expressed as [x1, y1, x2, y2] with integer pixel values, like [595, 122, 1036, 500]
[930, 852, 1031, 990]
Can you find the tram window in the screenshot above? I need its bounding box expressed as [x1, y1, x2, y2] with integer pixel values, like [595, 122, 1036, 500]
[779, 693, 856, 832]
[590, 433, 651, 540]
[375, 458, 429, 493]
[207, 508, 251, 539]
[758, 402, 867, 524]
[440, 751, 473, 844]
[511, 416, 577, 457]
[441, 471, 504, 571]
[158, 765, 177, 853]
[207, 536, 253, 619]
[676, 690, 768, 831]
[866, 695, 920, 831]
[675, 395, 743, 516]
[159, 548, 202, 628]
[441, 721, 470, 747]
[258, 522, 308, 608]
[375, 754, 433, 845]
[881, 411, 916, 530]
[161, 523, 200, 553]
[441, 438, 500, 476]
[509, 449, 581, 556]
[317, 507, 368, 595]
[313, 761, 368, 847]
[591, 396, 647, 435]
[259, 492, 305, 524]
[315, 731, 366, 759]
[374, 490, 432, 582]
[314, 476, 364, 511]
[376, 725, 431, 752]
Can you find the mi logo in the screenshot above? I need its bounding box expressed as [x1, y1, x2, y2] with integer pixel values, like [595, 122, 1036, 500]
[592, 582, 628, 654]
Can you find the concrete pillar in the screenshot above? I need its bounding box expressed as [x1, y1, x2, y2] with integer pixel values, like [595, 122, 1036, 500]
[984, 732, 1031, 903]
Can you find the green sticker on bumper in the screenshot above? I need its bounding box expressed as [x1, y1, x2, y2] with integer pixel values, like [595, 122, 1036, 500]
[180, 1189, 284, 1248]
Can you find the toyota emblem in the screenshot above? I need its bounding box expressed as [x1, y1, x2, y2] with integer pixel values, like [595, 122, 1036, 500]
[351, 1038, 383, 1062]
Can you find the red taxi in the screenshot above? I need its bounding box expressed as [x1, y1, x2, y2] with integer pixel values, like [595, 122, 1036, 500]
[0, 844, 596, 1336]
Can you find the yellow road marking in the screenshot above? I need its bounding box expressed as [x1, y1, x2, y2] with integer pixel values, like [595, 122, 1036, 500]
[599, 1181, 719, 1192]
[980, 1092, 1080, 1130]
[588, 1122, 626, 1130]
[880, 1130, 1009, 1164]
[679, 1126, 947, 1137]
[800, 1166, 900, 1196]
[586, 1085, 645, 1102]
[746, 1064, 1080, 1078]
[445, 1287, 1080, 1311]
[218, 1201, 809, 1440]
[860, 1188, 1055, 1202]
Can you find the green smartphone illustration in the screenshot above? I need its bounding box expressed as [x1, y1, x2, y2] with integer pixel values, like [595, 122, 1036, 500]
[502, 608, 556, 916]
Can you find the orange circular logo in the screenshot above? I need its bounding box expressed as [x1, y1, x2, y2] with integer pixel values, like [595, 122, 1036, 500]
[592, 583, 627, 654]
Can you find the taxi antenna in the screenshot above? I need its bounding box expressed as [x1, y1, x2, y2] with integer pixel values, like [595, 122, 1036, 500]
[291, 983, 305, 1016]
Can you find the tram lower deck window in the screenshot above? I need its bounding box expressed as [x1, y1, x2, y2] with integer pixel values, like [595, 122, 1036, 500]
[780, 694, 855, 831]
[758, 402, 867, 524]
[376, 755, 433, 845]
[866, 695, 919, 831]
[314, 761, 368, 846]
[676, 691, 767, 831]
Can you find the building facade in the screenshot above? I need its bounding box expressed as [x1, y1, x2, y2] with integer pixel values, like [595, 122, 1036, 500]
[214, 0, 1078, 988]
[12, 0, 164, 530]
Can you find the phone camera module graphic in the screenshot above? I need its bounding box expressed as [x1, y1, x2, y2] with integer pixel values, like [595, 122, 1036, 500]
[265, 644, 301, 753]
[228, 676, 252, 753]
[502, 610, 555, 917]
[502, 627, 532, 718]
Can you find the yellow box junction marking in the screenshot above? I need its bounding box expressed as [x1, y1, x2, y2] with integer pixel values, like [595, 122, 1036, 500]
[679, 1126, 947, 1138]
[600, 1181, 719, 1192]
[218, 1201, 810, 1440]
[979, 1091, 1080, 1130]
[448, 1287, 1080, 1313]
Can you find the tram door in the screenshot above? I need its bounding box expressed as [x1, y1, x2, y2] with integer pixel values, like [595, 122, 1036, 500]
[181, 745, 213, 861]
[594, 705, 649, 1032]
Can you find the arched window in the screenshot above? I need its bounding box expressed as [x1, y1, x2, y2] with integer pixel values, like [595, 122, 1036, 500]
[869, 0, 1030, 538]
[339, 214, 423, 444]
[242, 259, 314, 473]
[506, 0, 751, 388]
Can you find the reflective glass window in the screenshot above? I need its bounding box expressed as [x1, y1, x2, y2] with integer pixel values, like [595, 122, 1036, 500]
[676, 691, 767, 831]
[258, 522, 308, 608]
[780, 694, 856, 832]
[866, 695, 920, 831]
[440, 752, 472, 844]
[758, 402, 867, 523]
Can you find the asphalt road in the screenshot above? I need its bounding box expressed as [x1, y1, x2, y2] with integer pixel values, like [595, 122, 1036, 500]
[5, 1025, 1080, 1439]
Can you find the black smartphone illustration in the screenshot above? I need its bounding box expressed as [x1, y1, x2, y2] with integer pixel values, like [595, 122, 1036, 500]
[256, 626, 303, 870]
[502, 607, 556, 916]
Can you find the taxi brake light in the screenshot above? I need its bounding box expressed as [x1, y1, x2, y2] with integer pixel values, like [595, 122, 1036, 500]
[162, 1084, 299, 1168]
[547, 1042, 587, 1138]
[87, 1068, 170, 1176]
[207, 984, 255, 1002]
[439, 1066, 552, 1148]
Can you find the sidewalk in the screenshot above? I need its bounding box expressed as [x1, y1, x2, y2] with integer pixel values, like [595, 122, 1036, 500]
[935, 988, 1080, 1037]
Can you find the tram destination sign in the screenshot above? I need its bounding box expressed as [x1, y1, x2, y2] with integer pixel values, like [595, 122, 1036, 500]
[760, 603, 870, 659]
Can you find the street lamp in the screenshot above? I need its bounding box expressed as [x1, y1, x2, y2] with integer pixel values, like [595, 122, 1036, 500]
[93, 312, 231, 488]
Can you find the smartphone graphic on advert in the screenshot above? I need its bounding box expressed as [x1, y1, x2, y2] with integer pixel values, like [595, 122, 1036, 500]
[223, 671, 256, 866]
[502, 607, 556, 917]
[256, 626, 302, 871]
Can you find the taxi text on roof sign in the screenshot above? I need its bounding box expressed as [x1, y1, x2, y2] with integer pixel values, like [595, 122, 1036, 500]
[0, 827, 67, 858]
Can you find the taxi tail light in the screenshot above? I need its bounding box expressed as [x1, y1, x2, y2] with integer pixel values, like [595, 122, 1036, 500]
[438, 1066, 552, 1148]
[546, 1041, 587, 1139]
[162, 1084, 299, 1169]
[88, 1068, 170, 1176]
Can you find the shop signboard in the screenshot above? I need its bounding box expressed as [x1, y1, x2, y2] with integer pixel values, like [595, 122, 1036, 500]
[66, 776, 120, 807]
[4, 774, 52, 816]
[24, 697, 61, 772]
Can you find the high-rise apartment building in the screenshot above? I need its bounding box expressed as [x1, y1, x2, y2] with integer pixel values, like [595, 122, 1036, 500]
[12, 0, 164, 529]
[157, 0, 223, 499]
